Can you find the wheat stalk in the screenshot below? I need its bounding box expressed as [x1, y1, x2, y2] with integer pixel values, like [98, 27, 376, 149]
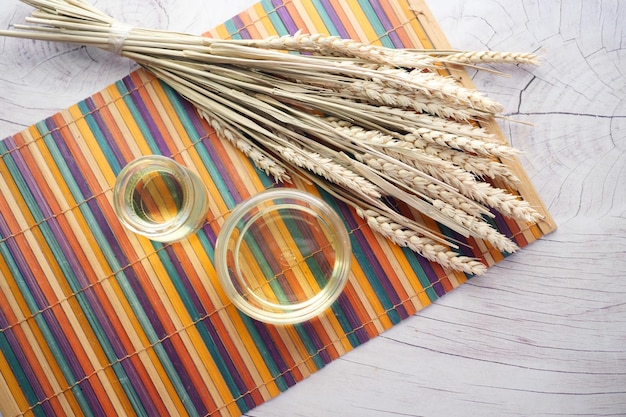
[358, 209, 487, 275]
[0, 0, 544, 275]
[416, 143, 521, 186]
[200, 111, 291, 182]
[444, 51, 541, 66]
[332, 120, 539, 223]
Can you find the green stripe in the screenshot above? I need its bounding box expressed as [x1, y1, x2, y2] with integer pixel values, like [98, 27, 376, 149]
[34, 123, 150, 416]
[159, 82, 240, 208]
[261, 0, 290, 36]
[317, 193, 366, 347]
[239, 314, 291, 392]
[356, 0, 395, 48]
[76, 101, 121, 174]
[350, 229, 402, 324]
[152, 246, 247, 412]
[223, 19, 243, 40]
[114, 80, 161, 155]
[402, 247, 439, 302]
[293, 324, 326, 369]
[311, 0, 340, 36]
[0, 330, 46, 417]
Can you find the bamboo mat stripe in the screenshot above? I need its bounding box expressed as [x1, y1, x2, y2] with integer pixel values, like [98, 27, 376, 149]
[0, 0, 551, 416]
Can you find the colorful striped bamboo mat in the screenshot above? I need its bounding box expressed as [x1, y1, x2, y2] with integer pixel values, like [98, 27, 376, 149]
[0, 0, 555, 416]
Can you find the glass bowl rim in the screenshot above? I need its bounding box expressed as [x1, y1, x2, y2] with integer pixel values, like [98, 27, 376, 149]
[214, 187, 352, 325]
[113, 155, 195, 239]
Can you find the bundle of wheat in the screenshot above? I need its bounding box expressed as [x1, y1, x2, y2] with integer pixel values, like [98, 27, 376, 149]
[0, 0, 543, 275]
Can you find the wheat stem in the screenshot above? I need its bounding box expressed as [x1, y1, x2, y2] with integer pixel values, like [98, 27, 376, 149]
[0, 0, 544, 273]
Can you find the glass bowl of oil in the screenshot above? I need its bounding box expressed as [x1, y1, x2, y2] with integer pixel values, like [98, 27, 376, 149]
[113, 155, 209, 242]
[215, 188, 352, 325]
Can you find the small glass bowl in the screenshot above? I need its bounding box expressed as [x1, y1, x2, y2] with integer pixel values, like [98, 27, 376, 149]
[215, 188, 351, 325]
[113, 155, 209, 242]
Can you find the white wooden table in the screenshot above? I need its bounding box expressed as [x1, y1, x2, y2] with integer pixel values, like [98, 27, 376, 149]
[1, 1, 624, 416]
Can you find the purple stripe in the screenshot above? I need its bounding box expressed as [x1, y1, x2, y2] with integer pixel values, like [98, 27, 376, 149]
[368, 0, 404, 48]
[416, 255, 446, 297]
[199, 135, 244, 204]
[490, 209, 515, 241]
[301, 321, 332, 364]
[161, 245, 255, 408]
[40, 121, 93, 199]
[231, 15, 252, 39]
[118, 358, 160, 415]
[122, 76, 171, 156]
[163, 246, 206, 316]
[331, 203, 387, 334]
[245, 213, 304, 305]
[0, 291, 12, 332]
[160, 337, 207, 415]
[271, 0, 299, 35]
[201, 222, 219, 247]
[83, 97, 126, 169]
[253, 320, 297, 387]
[116, 267, 169, 340]
[41, 308, 107, 415]
[3, 327, 56, 415]
[5, 236, 47, 308]
[319, 0, 350, 38]
[335, 292, 371, 344]
[338, 203, 409, 320]
[5, 136, 54, 219]
[203, 319, 258, 410]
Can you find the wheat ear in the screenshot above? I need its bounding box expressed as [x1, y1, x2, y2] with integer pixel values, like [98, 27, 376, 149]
[471, 182, 544, 223]
[199, 111, 291, 182]
[377, 68, 504, 114]
[443, 51, 540, 66]
[430, 200, 519, 253]
[226, 32, 437, 68]
[407, 141, 521, 186]
[409, 127, 520, 159]
[342, 79, 485, 121]
[271, 141, 381, 200]
[357, 209, 487, 275]
[360, 154, 488, 218]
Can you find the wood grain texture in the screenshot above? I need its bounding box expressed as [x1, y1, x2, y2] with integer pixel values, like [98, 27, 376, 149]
[1, 1, 624, 416]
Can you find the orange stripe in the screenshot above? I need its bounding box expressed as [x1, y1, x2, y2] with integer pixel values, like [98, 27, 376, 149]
[398, 0, 435, 49]
[90, 92, 136, 163]
[327, 0, 361, 39]
[52, 109, 176, 415]
[378, 0, 414, 47]
[281, 0, 309, 34]
[166, 243, 247, 411]
[235, 6, 264, 39]
[14, 129, 125, 414]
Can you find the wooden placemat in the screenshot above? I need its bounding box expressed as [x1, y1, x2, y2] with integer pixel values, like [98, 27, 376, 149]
[0, 0, 555, 416]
